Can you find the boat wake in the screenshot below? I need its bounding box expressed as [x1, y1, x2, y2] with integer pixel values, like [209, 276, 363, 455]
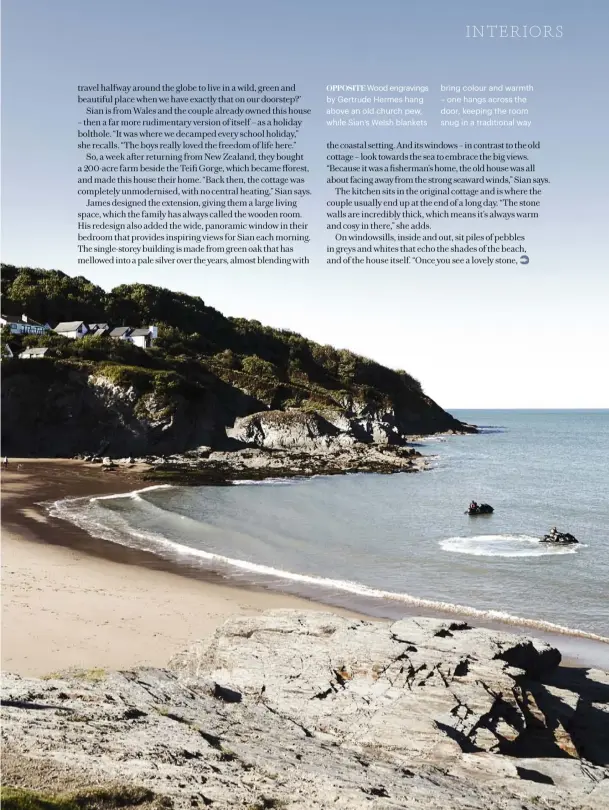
[440, 534, 582, 558]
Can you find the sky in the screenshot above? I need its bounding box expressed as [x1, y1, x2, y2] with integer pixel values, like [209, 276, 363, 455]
[2, 0, 608, 408]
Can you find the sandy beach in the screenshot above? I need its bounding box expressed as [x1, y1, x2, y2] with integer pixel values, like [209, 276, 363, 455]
[1, 460, 358, 676]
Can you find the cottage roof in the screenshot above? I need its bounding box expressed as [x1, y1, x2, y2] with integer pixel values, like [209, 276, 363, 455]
[89, 325, 110, 336]
[129, 328, 151, 337]
[19, 347, 49, 357]
[109, 326, 132, 337]
[54, 321, 85, 332]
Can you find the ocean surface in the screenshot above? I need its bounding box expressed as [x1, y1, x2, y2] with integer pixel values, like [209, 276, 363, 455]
[50, 410, 609, 646]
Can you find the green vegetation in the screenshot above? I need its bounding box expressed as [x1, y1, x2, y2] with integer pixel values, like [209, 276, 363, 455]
[1, 263, 426, 417]
[40, 667, 107, 683]
[72, 667, 108, 683]
[0, 786, 156, 810]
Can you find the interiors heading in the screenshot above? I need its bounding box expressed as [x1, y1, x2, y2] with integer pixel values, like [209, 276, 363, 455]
[466, 25, 563, 38]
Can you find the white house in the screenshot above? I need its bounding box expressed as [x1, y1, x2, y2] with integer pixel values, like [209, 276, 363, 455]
[53, 321, 89, 339]
[107, 325, 157, 347]
[1, 313, 49, 336]
[42, 320, 158, 346]
[129, 327, 157, 349]
[19, 347, 50, 359]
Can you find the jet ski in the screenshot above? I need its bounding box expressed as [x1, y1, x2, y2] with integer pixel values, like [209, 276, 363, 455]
[466, 503, 494, 515]
[541, 530, 578, 544]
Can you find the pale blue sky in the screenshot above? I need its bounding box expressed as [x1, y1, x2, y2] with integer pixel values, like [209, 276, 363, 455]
[2, 0, 608, 407]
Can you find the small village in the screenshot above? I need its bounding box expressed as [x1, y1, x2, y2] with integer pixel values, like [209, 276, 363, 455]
[0, 313, 158, 359]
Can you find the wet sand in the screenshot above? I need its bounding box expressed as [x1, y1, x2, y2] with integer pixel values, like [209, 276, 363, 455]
[2, 460, 608, 675]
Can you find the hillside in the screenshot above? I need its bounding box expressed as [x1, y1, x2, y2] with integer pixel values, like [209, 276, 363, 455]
[1, 264, 470, 461]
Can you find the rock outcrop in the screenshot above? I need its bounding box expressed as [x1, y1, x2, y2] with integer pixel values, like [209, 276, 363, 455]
[227, 402, 465, 452]
[227, 410, 351, 451]
[182, 443, 425, 481]
[2, 611, 608, 809]
[1, 367, 462, 476]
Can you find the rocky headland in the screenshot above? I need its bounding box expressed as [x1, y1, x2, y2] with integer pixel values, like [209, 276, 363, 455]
[3, 610, 608, 809]
[87, 409, 441, 484]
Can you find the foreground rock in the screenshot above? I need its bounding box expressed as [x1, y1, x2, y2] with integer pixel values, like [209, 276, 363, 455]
[3, 612, 608, 809]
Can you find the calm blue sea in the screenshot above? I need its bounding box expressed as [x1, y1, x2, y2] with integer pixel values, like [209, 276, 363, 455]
[51, 410, 609, 645]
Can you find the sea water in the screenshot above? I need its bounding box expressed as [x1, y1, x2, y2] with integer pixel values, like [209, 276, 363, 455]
[50, 410, 609, 645]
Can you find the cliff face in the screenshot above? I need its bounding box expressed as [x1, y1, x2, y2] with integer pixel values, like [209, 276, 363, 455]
[1, 359, 467, 459]
[0, 362, 262, 458]
[2, 611, 608, 809]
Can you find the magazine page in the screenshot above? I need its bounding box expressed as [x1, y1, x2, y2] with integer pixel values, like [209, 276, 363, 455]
[2, 1, 608, 807]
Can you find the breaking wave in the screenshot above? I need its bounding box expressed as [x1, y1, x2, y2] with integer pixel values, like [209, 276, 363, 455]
[46, 489, 607, 645]
[91, 484, 175, 501]
[231, 478, 299, 486]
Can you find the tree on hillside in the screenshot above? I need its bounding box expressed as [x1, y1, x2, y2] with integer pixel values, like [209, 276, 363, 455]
[106, 283, 228, 335]
[0, 264, 426, 406]
[1, 265, 106, 325]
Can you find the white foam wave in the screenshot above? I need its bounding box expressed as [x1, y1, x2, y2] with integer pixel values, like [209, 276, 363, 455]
[231, 478, 296, 486]
[90, 484, 175, 502]
[440, 534, 582, 558]
[231, 474, 331, 486]
[47, 496, 607, 645]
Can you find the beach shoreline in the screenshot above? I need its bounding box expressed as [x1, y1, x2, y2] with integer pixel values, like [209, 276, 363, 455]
[1, 460, 363, 676]
[2, 459, 608, 675]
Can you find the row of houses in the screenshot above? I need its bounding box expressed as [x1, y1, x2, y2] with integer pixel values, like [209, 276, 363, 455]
[1, 313, 159, 356]
[53, 321, 158, 348]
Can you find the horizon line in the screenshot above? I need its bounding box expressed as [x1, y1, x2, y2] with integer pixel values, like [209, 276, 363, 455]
[447, 407, 608, 411]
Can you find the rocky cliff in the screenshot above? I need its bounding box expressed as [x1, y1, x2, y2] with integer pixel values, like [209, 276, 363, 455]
[1, 360, 468, 463]
[2, 611, 608, 809]
[0, 360, 260, 458]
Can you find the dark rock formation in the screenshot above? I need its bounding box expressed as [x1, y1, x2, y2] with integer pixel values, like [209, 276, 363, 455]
[1, 365, 468, 462]
[0, 363, 262, 458]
